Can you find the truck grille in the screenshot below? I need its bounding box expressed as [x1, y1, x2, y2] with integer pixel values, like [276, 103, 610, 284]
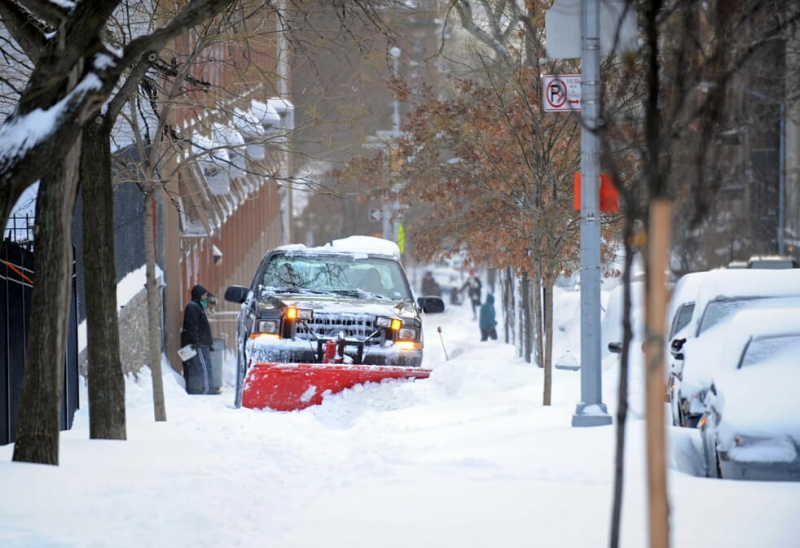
[296, 312, 380, 343]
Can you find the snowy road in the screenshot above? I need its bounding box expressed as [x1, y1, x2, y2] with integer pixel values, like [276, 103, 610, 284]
[1, 287, 799, 547]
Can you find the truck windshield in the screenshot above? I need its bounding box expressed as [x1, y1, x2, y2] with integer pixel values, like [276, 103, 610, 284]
[261, 254, 412, 301]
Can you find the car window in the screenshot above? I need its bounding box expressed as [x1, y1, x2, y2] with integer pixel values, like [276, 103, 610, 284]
[697, 296, 800, 336]
[261, 254, 412, 300]
[697, 299, 754, 336]
[739, 334, 800, 368]
[669, 303, 695, 339]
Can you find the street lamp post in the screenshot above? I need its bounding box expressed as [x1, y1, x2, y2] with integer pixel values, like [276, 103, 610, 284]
[572, 0, 612, 427]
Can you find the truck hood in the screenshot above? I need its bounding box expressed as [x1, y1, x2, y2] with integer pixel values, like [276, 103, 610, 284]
[257, 293, 420, 324]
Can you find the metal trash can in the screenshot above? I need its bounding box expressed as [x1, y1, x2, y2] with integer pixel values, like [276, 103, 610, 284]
[210, 337, 225, 393]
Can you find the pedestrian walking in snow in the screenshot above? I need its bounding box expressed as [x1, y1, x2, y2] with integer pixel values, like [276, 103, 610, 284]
[460, 270, 482, 320]
[180, 284, 216, 395]
[479, 293, 498, 341]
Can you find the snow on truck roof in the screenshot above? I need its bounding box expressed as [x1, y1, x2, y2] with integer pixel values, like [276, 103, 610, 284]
[274, 236, 402, 260]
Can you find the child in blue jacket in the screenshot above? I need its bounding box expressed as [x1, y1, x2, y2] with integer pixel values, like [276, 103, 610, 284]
[479, 293, 498, 341]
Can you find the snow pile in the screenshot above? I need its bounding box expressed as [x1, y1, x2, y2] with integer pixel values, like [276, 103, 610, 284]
[2, 272, 800, 547]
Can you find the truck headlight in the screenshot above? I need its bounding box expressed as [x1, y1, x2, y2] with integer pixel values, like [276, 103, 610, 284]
[285, 307, 313, 320]
[398, 327, 418, 340]
[255, 319, 280, 334]
[375, 316, 393, 328]
[395, 340, 422, 351]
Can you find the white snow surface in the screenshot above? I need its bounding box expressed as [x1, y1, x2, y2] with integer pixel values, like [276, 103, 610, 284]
[1, 282, 799, 547]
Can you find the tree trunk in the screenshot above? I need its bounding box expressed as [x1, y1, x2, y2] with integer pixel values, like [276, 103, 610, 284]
[12, 143, 81, 465]
[81, 117, 127, 440]
[610, 217, 636, 548]
[143, 187, 167, 422]
[521, 270, 531, 363]
[542, 275, 554, 406]
[531, 258, 544, 369]
[503, 267, 514, 344]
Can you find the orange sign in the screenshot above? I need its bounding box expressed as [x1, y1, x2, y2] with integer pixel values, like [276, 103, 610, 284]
[573, 173, 619, 212]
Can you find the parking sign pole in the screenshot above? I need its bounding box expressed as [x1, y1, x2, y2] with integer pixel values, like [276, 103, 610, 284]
[572, 0, 611, 427]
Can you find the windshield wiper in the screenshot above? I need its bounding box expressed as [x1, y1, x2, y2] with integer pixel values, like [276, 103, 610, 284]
[330, 289, 361, 297]
[358, 290, 390, 300]
[264, 287, 328, 295]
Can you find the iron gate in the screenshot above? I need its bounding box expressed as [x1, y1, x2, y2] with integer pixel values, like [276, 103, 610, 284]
[1, 240, 79, 446]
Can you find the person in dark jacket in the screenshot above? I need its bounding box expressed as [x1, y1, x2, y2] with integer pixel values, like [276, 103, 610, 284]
[421, 271, 442, 297]
[180, 284, 216, 394]
[461, 270, 483, 320]
[479, 293, 498, 341]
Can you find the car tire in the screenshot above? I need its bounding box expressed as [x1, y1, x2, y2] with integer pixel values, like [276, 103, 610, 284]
[234, 340, 247, 409]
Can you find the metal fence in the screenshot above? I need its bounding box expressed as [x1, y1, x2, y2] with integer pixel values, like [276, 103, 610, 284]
[4, 215, 35, 251]
[0, 241, 79, 446]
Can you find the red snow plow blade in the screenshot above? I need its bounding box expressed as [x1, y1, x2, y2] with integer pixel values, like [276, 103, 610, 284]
[241, 362, 432, 411]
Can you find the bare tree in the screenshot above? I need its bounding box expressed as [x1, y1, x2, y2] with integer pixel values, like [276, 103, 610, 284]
[1, 0, 238, 465]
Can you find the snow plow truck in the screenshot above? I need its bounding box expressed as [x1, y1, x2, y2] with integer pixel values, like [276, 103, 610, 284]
[223, 236, 445, 410]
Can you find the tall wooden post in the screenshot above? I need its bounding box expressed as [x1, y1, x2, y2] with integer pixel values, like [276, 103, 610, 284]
[645, 199, 671, 548]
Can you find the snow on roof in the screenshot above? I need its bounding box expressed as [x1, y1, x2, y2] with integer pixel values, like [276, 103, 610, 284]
[251, 99, 281, 127]
[274, 236, 401, 260]
[697, 268, 800, 299]
[666, 270, 708, 325]
[670, 271, 707, 306]
[328, 236, 401, 258]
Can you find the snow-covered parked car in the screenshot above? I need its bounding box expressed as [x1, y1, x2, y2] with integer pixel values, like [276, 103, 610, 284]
[665, 270, 708, 425]
[224, 236, 444, 408]
[699, 308, 800, 480]
[669, 268, 800, 427]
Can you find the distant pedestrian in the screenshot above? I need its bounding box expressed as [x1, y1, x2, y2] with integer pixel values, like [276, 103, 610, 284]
[421, 271, 442, 297]
[461, 270, 483, 320]
[180, 284, 215, 395]
[479, 293, 498, 341]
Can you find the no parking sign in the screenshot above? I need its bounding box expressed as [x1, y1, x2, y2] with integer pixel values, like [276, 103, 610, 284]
[543, 74, 581, 112]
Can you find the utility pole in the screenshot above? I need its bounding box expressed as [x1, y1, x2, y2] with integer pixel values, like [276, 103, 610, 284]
[277, 0, 292, 243]
[572, 0, 612, 427]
